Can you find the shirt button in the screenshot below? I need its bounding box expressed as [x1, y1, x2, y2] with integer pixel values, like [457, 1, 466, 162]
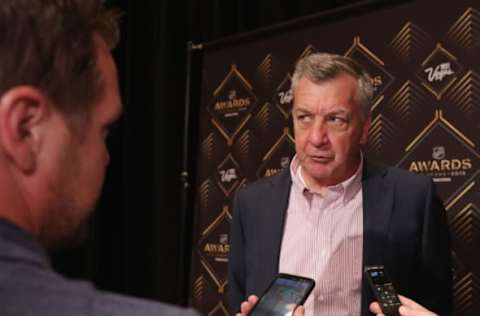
[318, 295, 325, 301]
[320, 250, 327, 257]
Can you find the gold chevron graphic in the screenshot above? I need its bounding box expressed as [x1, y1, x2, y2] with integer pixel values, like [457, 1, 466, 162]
[201, 133, 214, 161]
[449, 203, 480, 248]
[213, 64, 253, 96]
[453, 273, 480, 315]
[345, 36, 384, 65]
[262, 128, 295, 162]
[345, 36, 394, 111]
[439, 111, 475, 148]
[254, 103, 271, 131]
[421, 79, 458, 101]
[405, 110, 475, 152]
[404, 110, 439, 152]
[371, 96, 384, 112]
[388, 81, 429, 122]
[199, 179, 211, 210]
[236, 129, 250, 160]
[237, 178, 248, 191]
[200, 259, 228, 294]
[192, 275, 206, 303]
[211, 114, 252, 146]
[367, 114, 397, 153]
[446, 71, 480, 115]
[299, 44, 318, 59]
[421, 43, 458, 67]
[390, 22, 431, 60]
[202, 205, 232, 236]
[446, 181, 475, 210]
[256, 54, 273, 83]
[446, 7, 480, 50]
[208, 301, 229, 316]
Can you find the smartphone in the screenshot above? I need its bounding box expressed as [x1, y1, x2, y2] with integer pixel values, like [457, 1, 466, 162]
[249, 273, 315, 316]
[364, 265, 401, 316]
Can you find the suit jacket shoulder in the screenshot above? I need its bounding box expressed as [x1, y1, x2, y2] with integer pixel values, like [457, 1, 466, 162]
[228, 168, 291, 313]
[0, 220, 200, 316]
[364, 160, 430, 183]
[361, 160, 452, 316]
[235, 168, 291, 203]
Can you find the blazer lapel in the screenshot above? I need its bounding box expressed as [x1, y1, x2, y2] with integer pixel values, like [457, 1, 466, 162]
[361, 161, 395, 315]
[264, 168, 292, 276]
[362, 161, 394, 265]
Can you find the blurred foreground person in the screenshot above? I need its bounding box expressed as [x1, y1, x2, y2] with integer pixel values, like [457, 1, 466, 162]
[0, 1, 199, 315]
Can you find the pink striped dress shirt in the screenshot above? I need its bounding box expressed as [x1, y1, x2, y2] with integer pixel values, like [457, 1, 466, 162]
[279, 155, 364, 316]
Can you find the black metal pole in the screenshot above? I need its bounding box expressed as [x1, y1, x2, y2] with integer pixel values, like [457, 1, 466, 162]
[178, 40, 202, 306]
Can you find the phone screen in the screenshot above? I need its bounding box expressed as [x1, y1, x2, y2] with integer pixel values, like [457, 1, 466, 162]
[250, 274, 315, 316]
[367, 268, 389, 285]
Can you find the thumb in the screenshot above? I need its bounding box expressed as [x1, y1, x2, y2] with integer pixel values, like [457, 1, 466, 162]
[293, 305, 305, 316]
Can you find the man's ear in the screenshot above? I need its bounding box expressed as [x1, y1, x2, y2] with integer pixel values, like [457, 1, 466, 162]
[0, 86, 51, 173]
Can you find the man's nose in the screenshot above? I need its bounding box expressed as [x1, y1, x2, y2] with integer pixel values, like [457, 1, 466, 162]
[307, 119, 328, 146]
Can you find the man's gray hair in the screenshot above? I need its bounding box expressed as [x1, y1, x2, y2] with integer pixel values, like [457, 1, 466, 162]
[291, 53, 374, 119]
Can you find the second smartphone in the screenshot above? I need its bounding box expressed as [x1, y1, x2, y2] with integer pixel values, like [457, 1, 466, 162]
[249, 273, 315, 316]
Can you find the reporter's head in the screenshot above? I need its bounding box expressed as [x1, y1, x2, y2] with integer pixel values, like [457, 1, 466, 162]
[0, 0, 122, 250]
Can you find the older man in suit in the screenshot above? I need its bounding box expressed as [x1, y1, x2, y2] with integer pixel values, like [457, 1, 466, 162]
[228, 53, 452, 316]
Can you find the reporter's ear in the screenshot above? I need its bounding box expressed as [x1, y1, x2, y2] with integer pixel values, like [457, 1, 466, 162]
[0, 86, 51, 173]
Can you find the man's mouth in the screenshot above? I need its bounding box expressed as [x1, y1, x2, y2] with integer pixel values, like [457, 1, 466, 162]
[309, 155, 333, 163]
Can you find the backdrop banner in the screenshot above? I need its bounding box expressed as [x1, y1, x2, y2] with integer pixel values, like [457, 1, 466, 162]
[190, 0, 480, 315]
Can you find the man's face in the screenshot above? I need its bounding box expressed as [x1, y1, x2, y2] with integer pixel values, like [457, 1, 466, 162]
[41, 35, 122, 248]
[292, 73, 370, 189]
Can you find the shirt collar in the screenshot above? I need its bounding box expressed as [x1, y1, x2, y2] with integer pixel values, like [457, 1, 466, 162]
[289, 154, 363, 204]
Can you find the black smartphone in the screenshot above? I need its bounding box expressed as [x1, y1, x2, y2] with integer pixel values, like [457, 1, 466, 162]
[249, 273, 315, 316]
[364, 265, 401, 316]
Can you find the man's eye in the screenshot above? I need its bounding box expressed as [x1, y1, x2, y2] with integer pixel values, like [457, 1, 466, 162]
[327, 116, 347, 124]
[297, 114, 311, 122]
[326, 115, 349, 131]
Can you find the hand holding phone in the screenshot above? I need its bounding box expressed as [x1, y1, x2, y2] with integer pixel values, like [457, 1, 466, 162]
[365, 265, 401, 316]
[248, 273, 315, 316]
